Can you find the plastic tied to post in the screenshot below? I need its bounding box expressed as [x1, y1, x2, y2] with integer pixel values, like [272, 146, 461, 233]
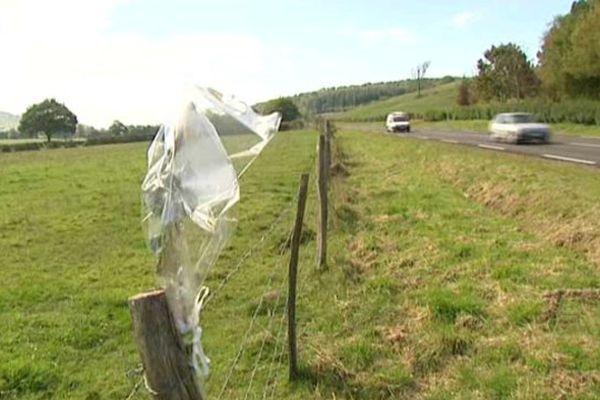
[141, 86, 281, 379]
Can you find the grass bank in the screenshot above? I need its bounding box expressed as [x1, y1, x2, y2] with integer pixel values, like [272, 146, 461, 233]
[312, 129, 600, 398]
[414, 119, 600, 138]
[337, 120, 600, 138]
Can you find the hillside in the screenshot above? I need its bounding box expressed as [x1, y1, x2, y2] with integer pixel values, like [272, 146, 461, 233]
[256, 77, 457, 117]
[334, 80, 459, 121]
[0, 111, 19, 131]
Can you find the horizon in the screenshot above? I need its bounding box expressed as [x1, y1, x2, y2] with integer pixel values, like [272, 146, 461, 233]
[0, 0, 572, 128]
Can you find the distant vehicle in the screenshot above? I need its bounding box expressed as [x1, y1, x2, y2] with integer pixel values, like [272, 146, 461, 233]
[386, 112, 410, 133]
[489, 113, 551, 144]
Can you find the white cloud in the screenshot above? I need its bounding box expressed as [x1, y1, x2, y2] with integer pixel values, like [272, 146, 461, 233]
[449, 11, 481, 29]
[0, 0, 267, 127]
[340, 27, 417, 47]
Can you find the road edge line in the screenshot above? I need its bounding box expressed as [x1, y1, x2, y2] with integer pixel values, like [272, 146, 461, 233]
[478, 144, 505, 151]
[542, 154, 596, 165]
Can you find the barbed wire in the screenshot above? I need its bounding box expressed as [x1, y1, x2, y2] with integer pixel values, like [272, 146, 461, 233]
[124, 139, 319, 400]
[215, 272, 276, 400]
[260, 300, 288, 400]
[204, 199, 295, 308]
[243, 279, 287, 400]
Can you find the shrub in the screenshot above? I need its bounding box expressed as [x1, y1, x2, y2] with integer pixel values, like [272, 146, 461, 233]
[279, 120, 305, 131]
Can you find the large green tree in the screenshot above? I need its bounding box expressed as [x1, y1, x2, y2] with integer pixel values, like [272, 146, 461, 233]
[538, 0, 600, 98]
[476, 43, 539, 102]
[259, 97, 301, 122]
[19, 99, 78, 142]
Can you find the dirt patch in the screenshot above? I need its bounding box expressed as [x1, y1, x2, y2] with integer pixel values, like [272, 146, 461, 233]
[455, 314, 483, 331]
[464, 182, 526, 216]
[547, 371, 600, 399]
[540, 289, 600, 322]
[346, 235, 379, 278]
[376, 325, 408, 345]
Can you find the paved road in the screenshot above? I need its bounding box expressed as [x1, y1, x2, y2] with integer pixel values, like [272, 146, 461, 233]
[399, 129, 600, 168]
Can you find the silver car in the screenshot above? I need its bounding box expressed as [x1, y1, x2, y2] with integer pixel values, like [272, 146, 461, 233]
[489, 113, 551, 144]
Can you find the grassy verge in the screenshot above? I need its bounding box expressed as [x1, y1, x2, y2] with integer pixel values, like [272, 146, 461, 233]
[310, 130, 600, 398]
[414, 119, 600, 138]
[336, 120, 600, 138]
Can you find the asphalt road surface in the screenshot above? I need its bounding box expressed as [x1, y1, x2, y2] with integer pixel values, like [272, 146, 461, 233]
[398, 129, 600, 168]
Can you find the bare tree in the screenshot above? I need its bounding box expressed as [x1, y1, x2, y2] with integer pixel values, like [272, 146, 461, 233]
[412, 61, 431, 98]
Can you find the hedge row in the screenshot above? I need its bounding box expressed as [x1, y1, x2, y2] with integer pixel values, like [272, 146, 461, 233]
[346, 99, 600, 125]
[0, 133, 155, 153]
[420, 100, 600, 125]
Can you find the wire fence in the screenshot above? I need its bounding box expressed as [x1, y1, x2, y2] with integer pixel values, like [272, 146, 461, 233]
[125, 134, 319, 399]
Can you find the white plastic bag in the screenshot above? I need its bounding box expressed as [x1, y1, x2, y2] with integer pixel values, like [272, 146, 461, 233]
[141, 86, 281, 377]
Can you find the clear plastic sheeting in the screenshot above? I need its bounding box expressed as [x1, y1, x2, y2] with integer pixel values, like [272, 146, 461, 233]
[141, 86, 281, 379]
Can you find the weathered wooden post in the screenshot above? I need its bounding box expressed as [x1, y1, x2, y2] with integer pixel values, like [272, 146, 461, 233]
[288, 173, 309, 380]
[324, 120, 332, 175]
[129, 290, 203, 400]
[316, 133, 328, 269]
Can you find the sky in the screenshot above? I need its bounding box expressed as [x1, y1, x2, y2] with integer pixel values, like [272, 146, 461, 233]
[0, 0, 573, 127]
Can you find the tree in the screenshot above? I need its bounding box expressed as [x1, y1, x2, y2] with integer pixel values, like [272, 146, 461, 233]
[19, 99, 77, 142]
[475, 43, 539, 101]
[260, 97, 301, 122]
[457, 78, 471, 106]
[412, 61, 431, 98]
[538, 0, 600, 98]
[108, 120, 128, 136]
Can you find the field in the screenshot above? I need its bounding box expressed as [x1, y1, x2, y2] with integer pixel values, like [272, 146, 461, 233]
[335, 82, 459, 122]
[2, 128, 600, 398]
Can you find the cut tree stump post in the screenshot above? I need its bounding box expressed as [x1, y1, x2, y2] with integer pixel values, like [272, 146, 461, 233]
[317, 133, 328, 269]
[129, 290, 203, 400]
[288, 173, 309, 381]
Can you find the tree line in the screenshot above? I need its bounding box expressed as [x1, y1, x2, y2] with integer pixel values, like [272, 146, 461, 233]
[6, 98, 159, 143]
[460, 0, 600, 108]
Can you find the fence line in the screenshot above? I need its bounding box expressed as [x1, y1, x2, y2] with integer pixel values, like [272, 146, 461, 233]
[125, 131, 321, 400]
[260, 303, 288, 399]
[243, 279, 288, 399]
[205, 203, 294, 307]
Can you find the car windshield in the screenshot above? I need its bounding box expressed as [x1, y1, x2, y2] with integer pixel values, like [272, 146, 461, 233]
[393, 116, 408, 122]
[507, 114, 535, 123]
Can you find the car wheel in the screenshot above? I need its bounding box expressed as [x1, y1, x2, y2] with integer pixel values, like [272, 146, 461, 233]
[407, 127, 411, 133]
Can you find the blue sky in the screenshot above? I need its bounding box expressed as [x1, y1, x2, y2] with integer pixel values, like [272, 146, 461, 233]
[0, 0, 573, 126]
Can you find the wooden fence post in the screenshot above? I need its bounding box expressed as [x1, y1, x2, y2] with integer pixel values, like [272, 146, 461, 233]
[317, 134, 328, 269]
[324, 120, 332, 174]
[129, 290, 203, 400]
[288, 173, 309, 381]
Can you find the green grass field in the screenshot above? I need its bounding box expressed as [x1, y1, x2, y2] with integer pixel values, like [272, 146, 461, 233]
[2, 128, 600, 398]
[335, 81, 459, 122]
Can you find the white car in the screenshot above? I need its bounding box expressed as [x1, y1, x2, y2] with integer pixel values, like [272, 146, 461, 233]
[386, 112, 410, 133]
[489, 113, 551, 144]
